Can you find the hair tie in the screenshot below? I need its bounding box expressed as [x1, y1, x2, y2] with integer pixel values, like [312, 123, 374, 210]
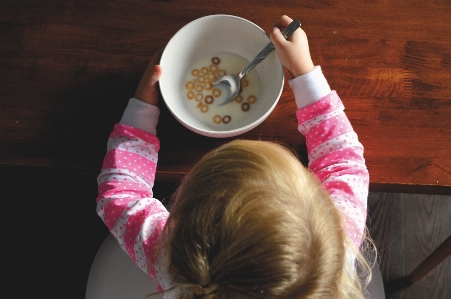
[202, 283, 219, 296]
[192, 284, 204, 296]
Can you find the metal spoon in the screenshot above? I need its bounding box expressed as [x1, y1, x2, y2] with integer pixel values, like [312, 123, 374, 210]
[213, 19, 301, 106]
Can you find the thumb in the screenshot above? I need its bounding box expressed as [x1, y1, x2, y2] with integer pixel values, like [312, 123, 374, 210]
[134, 64, 163, 105]
[150, 65, 162, 86]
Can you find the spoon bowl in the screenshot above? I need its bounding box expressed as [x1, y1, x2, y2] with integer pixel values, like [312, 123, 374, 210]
[213, 74, 241, 103]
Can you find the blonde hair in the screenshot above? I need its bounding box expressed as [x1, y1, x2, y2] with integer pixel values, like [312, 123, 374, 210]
[162, 140, 372, 299]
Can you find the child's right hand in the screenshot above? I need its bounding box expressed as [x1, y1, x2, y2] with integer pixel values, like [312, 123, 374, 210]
[270, 15, 315, 78]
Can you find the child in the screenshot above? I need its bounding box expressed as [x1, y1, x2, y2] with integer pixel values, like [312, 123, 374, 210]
[97, 15, 374, 299]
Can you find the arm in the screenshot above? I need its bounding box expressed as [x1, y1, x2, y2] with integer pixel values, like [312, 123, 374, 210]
[96, 58, 173, 294]
[271, 16, 369, 249]
[293, 76, 369, 248]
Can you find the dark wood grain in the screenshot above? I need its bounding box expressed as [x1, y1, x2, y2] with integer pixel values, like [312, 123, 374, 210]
[409, 235, 451, 284]
[367, 192, 403, 299]
[401, 194, 451, 299]
[368, 192, 451, 299]
[1, 0, 451, 194]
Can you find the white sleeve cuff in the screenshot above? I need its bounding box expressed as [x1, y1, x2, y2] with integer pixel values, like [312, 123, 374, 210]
[120, 98, 160, 136]
[288, 66, 332, 109]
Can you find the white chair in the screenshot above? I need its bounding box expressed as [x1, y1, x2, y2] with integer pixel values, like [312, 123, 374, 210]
[85, 234, 163, 299]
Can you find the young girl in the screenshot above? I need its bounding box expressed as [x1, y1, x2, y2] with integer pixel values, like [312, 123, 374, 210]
[97, 15, 373, 299]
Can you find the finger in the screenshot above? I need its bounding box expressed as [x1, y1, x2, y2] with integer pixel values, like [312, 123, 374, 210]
[140, 49, 164, 87]
[150, 65, 162, 85]
[273, 15, 300, 43]
[145, 65, 162, 105]
[289, 26, 307, 45]
[140, 65, 162, 92]
[269, 26, 289, 46]
[134, 64, 162, 105]
[273, 15, 294, 30]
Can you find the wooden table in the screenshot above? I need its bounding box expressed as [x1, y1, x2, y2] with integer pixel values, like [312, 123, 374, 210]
[1, 0, 451, 195]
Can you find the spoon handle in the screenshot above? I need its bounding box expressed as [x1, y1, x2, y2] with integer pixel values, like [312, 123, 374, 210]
[238, 19, 301, 79]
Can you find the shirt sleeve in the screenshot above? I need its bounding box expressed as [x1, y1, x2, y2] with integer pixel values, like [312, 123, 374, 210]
[96, 99, 174, 295]
[291, 72, 369, 249]
[120, 98, 160, 135]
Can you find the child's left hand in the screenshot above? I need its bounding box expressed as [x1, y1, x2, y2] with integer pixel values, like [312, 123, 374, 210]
[134, 48, 164, 106]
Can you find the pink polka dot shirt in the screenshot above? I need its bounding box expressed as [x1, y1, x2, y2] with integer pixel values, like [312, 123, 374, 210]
[96, 66, 369, 298]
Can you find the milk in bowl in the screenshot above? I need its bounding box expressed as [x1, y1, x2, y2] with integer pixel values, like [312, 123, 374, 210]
[182, 51, 261, 129]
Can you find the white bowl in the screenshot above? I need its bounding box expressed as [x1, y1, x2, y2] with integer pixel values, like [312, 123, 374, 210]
[159, 14, 284, 138]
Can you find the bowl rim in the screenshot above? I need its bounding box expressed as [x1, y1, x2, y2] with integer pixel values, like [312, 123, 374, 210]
[159, 14, 284, 138]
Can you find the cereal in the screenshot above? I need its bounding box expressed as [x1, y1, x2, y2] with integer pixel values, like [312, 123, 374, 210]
[195, 94, 203, 102]
[222, 115, 231, 124]
[209, 65, 219, 73]
[197, 76, 205, 83]
[212, 57, 220, 65]
[207, 73, 216, 82]
[241, 102, 250, 112]
[201, 67, 209, 75]
[187, 91, 195, 100]
[234, 95, 244, 103]
[204, 96, 214, 105]
[195, 85, 203, 93]
[218, 69, 226, 77]
[197, 102, 209, 113]
[213, 115, 222, 124]
[242, 79, 249, 87]
[212, 88, 221, 98]
[185, 81, 195, 90]
[204, 82, 212, 90]
[191, 69, 199, 76]
[247, 95, 257, 104]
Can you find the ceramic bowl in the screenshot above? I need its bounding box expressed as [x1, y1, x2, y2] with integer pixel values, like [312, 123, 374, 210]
[159, 14, 284, 138]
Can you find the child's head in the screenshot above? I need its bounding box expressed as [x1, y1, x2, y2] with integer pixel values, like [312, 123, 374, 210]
[163, 140, 366, 298]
